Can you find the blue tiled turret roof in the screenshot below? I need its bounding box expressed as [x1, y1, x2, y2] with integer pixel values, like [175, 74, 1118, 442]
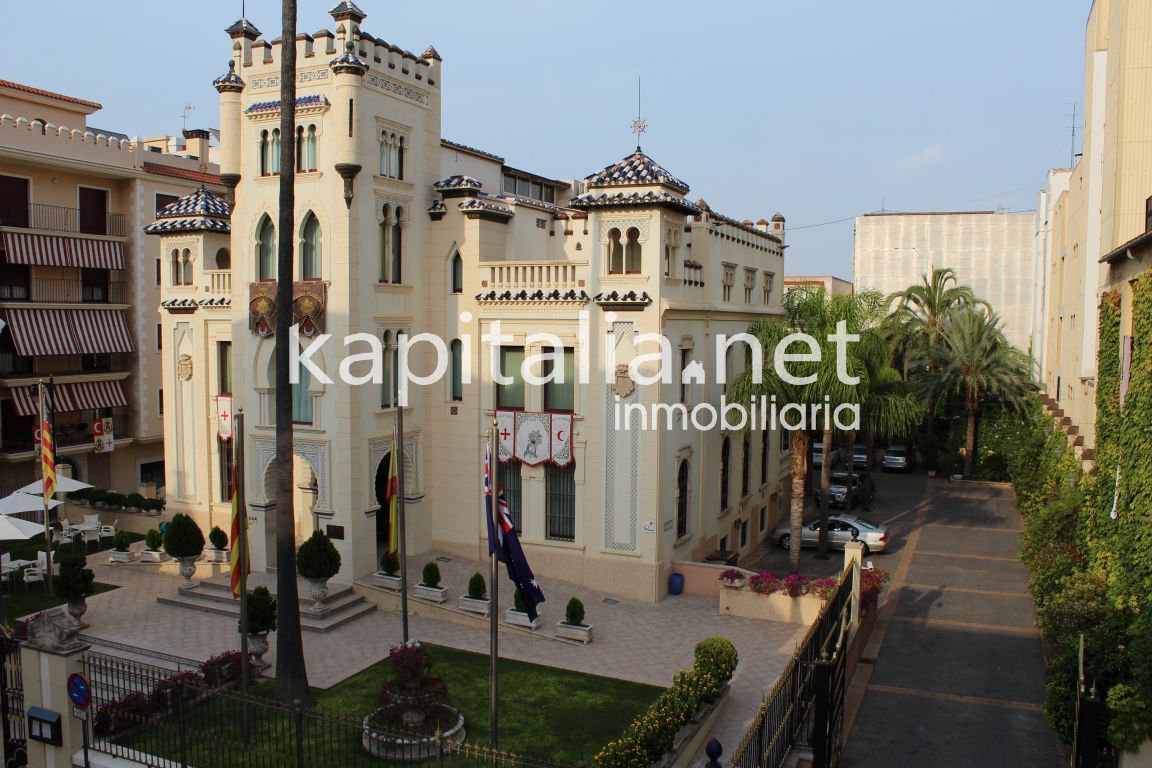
[569, 190, 700, 215]
[213, 60, 245, 93]
[330, 42, 368, 75]
[433, 175, 483, 191]
[144, 186, 231, 235]
[584, 150, 690, 195]
[244, 94, 329, 114]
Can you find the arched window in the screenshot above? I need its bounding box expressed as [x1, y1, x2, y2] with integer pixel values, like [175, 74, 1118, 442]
[391, 329, 403, 405]
[450, 339, 463, 401]
[676, 460, 689, 538]
[379, 204, 391, 282]
[257, 216, 275, 281]
[397, 136, 405, 180]
[379, 131, 390, 176]
[388, 133, 399, 177]
[215, 248, 231, 270]
[181, 248, 193, 286]
[741, 434, 751, 497]
[270, 129, 281, 174]
[761, 427, 769, 485]
[169, 248, 180, 286]
[390, 208, 403, 284]
[624, 227, 641, 273]
[269, 348, 313, 424]
[607, 228, 623, 274]
[306, 125, 317, 171]
[301, 213, 322, 280]
[259, 130, 269, 176]
[450, 251, 463, 294]
[381, 331, 393, 407]
[295, 126, 304, 172]
[720, 437, 731, 512]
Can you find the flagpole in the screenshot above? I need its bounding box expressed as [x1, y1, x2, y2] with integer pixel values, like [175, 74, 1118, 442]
[38, 381, 54, 595]
[488, 424, 499, 748]
[235, 410, 249, 739]
[397, 401, 409, 644]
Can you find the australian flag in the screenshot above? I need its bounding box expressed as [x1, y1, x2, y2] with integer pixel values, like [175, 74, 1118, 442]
[484, 444, 546, 620]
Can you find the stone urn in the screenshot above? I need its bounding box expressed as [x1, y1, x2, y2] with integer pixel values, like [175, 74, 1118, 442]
[178, 556, 198, 589]
[66, 599, 87, 625]
[307, 578, 330, 613]
[248, 631, 270, 669]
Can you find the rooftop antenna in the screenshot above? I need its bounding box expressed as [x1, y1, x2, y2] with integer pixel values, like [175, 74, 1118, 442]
[630, 77, 647, 152]
[1067, 102, 1078, 167]
[181, 103, 196, 131]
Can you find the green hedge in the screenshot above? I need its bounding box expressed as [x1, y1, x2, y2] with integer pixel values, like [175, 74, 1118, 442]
[593, 637, 737, 768]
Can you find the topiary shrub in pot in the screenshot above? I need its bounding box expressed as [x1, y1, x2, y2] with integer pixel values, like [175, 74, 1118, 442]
[374, 551, 402, 591]
[206, 525, 229, 563]
[110, 529, 135, 563]
[141, 527, 169, 563]
[506, 586, 541, 630]
[296, 530, 341, 613]
[556, 596, 592, 643]
[242, 585, 277, 669]
[459, 571, 489, 616]
[163, 513, 205, 588]
[125, 493, 146, 513]
[55, 550, 95, 625]
[415, 560, 447, 604]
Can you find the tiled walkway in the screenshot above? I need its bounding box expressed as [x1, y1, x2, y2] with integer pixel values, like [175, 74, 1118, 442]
[69, 547, 808, 762]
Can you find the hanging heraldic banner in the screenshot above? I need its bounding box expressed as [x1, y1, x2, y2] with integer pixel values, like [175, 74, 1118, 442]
[217, 395, 233, 441]
[494, 410, 574, 466]
[93, 417, 115, 453]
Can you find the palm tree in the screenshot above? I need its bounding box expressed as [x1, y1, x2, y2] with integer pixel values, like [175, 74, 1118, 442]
[273, 0, 312, 707]
[730, 287, 920, 567]
[912, 308, 1035, 475]
[885, 268, 986, 375]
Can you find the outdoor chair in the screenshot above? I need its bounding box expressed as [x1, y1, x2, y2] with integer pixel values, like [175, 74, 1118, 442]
[99, 519, 119, 544]
[23, 565, 44, 591]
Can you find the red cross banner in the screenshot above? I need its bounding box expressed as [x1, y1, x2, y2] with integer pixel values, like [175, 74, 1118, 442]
[217, 395, 234, 441]
[496, 411, 515, 462]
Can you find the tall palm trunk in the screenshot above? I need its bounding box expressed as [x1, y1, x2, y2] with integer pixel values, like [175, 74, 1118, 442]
[964, 402, 977, 476]
[815, 423, 833, 559]
[788, 431, 811, 573]
[274, 0, 311, 707]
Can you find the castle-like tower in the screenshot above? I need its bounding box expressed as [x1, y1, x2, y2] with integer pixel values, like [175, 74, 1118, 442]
[151, 2, 790, 601]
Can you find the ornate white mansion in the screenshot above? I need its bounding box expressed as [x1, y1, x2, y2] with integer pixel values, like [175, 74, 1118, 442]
[150, 2, 791, 601]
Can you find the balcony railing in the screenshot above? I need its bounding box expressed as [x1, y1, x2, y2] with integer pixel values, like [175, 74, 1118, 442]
[1, 410, 130, 453]
[0, 202, 127, 237]
[0, 352, 128, 377]
[483, 261, 584, 293]
[0, 278, 125, 304]
[205, 270, 232, 295]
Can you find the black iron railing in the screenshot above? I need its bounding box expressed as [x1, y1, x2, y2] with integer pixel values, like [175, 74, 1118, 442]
[0, 202, 126, 237]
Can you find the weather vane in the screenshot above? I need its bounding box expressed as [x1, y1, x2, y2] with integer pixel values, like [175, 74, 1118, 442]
[631, 78, 647, 151]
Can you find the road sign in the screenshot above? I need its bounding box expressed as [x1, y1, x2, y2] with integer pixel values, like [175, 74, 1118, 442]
[72, 706, 87, 721]
[67, 672, 91, 709]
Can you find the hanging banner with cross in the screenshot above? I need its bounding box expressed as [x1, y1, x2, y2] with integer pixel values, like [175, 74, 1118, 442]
[496, 411, 515, 462]
[495, 411, 574, 466]
[216, 395, 233, 442]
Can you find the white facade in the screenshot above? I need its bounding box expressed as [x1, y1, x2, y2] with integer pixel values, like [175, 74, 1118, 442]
[150, 6, 791, 602]
[853, 212, 1038, 353]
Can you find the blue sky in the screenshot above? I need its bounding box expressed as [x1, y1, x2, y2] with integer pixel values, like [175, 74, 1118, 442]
[4, 0, 1088, 277]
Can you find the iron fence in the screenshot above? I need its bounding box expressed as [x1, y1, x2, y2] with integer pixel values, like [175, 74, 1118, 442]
[84, 651, 574, 768]
[0, 637, 26, 767]
[0, 202, 126, 237]
[730, 564, 856, 768]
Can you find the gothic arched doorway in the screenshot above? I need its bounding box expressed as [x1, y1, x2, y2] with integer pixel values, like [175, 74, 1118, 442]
[260, 454, 320, 570]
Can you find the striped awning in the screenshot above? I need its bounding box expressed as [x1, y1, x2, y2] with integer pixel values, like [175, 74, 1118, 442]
[2, 308, 134, 356]
[8, 380, 127, 417]
[1, 231, 125, 270]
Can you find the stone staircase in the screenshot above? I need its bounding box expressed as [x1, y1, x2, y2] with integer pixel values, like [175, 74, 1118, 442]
[157, 573, 375, 633]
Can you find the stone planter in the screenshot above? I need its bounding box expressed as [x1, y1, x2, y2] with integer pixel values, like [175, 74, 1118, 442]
[505, 608, 541, 630]
[719, 587, 827, 625]
[140, 549, 170, 563]
[66, 599, 87, 625]
[248, 631, 270, 669]
[110, 549, 135, 563]
[414, 584, 447, 603]
[205, 547, 229, 564]
[124, 506, 140, 515]
[361, 705, 465, 761]
[373, 572, 403, 591]
[144, 508, 162, 517]
[720, 578, 745, 590]
[555, 621, 593, 644]
[458, 596, 490, 617]
[177, 556, 198, 589]
[307, 578, 330, 613]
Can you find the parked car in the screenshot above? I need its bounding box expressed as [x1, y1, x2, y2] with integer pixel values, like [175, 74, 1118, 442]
[851, 444, 872, 469]
[811, 443, 841, 469]
[882, 445, 915, 472]
[772, 514, 889, 555]
[815, 472, 876, 510]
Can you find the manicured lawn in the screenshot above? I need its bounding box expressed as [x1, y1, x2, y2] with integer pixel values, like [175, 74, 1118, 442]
[3, 581, 117, 624]
[114, 644, 660, 766]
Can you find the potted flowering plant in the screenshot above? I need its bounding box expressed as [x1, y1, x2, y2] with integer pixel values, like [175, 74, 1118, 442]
[718, 568, 746, 589]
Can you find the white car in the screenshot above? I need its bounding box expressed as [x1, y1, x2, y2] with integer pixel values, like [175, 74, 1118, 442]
[773, 514, 890, 555]
[811, 443, 841, 469]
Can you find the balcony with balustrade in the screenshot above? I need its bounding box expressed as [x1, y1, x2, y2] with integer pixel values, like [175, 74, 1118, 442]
[0, 201, 126, 238]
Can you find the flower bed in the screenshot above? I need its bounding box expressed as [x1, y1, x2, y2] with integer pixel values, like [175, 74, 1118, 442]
[720, 572, 837, 625]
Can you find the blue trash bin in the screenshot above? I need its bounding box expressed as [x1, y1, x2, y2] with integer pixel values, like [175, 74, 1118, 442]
[668, 572, 685, 596]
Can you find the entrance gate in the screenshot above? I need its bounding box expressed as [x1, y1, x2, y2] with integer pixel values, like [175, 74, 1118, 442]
[0, 638, 26, 767]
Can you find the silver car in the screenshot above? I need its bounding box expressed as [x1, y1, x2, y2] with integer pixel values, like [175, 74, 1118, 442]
[811, 443, 841, 469]
[882, 445, 914, 472]
[773, 514, 889, 555]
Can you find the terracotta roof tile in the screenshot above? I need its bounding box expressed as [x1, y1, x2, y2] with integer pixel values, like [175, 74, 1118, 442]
[142, 162, 222, 186]
[0, 79, 102, 111]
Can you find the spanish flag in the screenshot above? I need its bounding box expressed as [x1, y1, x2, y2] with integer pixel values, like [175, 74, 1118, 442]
[229, 463, 248, 599]
[385, 440, 400, 556]
[40, 418, 56, 500]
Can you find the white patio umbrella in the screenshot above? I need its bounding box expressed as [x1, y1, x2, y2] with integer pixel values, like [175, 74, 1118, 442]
[0, 492, 63, 516]
[17, 476, 92, 496]
[0, 514, 47, 540]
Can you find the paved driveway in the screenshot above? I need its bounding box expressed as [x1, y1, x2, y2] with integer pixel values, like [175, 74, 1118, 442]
[839, 475, 1060, 768]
